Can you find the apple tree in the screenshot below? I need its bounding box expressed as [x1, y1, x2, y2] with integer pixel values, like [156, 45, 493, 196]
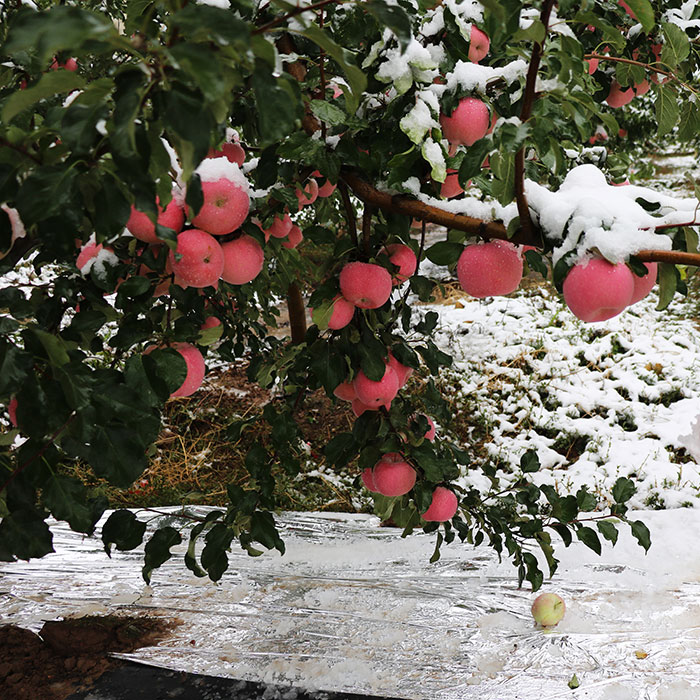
[0, 0, 699, 588]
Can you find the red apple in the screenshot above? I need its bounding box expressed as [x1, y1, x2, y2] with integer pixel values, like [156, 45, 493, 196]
[372, 453, 416, 497]
[352, 365, 399, 408]
[562, 258, 635, 322]
[281, 224, 303, 250]
[421, 487, 458, 521]
[127, 197, 185, 244]
[468, 26, 490, 63]
[382, 244, 417, 284]
[339, 262, 393, 309]
[457, 240, 523, 297]
[220, 234, 264, 285]
[440, 97, 490, 147]
[333, 381, 356, 402]
[168, 229, 224, 288]
[629, 262, 657, 305]
[606, 81, 635, 108]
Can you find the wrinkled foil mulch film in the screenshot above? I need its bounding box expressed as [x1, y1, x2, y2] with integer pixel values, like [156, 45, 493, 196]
[1, 508, 699, 699]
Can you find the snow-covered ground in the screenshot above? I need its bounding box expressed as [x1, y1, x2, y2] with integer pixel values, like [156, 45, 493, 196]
[418, 281, 700, 511]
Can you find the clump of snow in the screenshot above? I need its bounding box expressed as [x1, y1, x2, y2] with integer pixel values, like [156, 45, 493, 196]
[526, 164, 673, 265]
[436, 59, 528, 97]
[194, 158, 250, 191]
[195, 0, 230, 7]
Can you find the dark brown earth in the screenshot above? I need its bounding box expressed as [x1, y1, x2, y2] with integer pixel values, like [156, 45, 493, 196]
[0, 615, 176, 700]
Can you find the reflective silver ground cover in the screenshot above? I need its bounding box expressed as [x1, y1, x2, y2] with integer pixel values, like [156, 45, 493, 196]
[2, 508, 700, 700]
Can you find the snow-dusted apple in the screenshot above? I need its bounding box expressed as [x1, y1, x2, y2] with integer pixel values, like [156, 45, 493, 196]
[220, 234, 264, 285]
[421, 487, 458, 521]
[353, 365, 399, 408]
[531, 593, 566, 627]
[440, 97, 490, 147]
[468, 26, 490, 63]
[382, 244, 417, 284]
[457, 240, 523, 298]
[372, 453, 416, 497]
[339, 262, 393, 309]
[562, 258, 635, 322]
[168, 229, 224, 288]
[190, 159, 250, 236]
[126, 197, 185, 244]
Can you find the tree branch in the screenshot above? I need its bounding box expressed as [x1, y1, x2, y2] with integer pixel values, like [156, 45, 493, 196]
[337, 180, 359, 246]
[636, 250, 700, 266]
[287, 282, 307, 344]
[514, 0, 558, 240]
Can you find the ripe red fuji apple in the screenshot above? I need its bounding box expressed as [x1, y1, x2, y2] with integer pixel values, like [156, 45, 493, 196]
[421, 486, 458, 521]
[531, 592, 566, 627]
[468, 26, 490, 63]
[351, 398, 375, 417]
[440, 97, 490, 147]
[386, 352, 413, 387]
[282, 225, 303, 249]
[383, 244, 417, 284]
[333, 381, 357, 402]
[353, 366, 399, 408]
[629, 262, 657, 305]
[372, 453, 416, 497]
[606, 81, 635, 108]
[296, 179, 319, 208]
[457, 240, 523, 297]
[50, 57, 78, 71]
[634, 80, 650, 96]
[586, 57, 599, 74]
[8, 396, 18, 427]
[127, 197, 185, 244]
[441, 170, 467, 199]
[220, 234, 264, 285]
[200, 316, 222, 330]
[260, 213, 293, 239]
[339, 262, 393, 309]
[312, 170, 337, 198]
[170, 343, 206, 398]
[361, 468, 379, 492]
[562, 258, 635, 322]
[168, 229, 224, 288]
[208, 142, 245, 167]
[0, 204, 26, 259]
[327, 296, 355, 330]
[190, 159, 250, 236]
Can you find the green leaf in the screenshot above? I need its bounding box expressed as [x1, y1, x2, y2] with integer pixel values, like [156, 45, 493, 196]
[656, 262, 678, 311]
[30, 328, 71, 367]
[101, 509, 147, 555]
[299, 24, 367, 114]
[43, 474, 104, 535]
[425, 241, 463, 266]
[661, 22, 690, 68]
[576, 526, 601, 555]
[3, 70, 85, 122]
[520, 450, 540, 473]
[324, 432, 358, 466]
[201, 522, 235, 581]
[620, 0, 655, 34]
[655, 85, 679, 138]
[309, 99, 347, 127]
[629, 519, 651, 553]
[429, 531, 443, 563]
[597, 520, 619, 545]
[365, 0, 412, 47]
[568, 674, 580, 690]
[310, 343, 346, 394]
[0, 509, 54, 560]
[612, 476, 636, 503]
[142, 526, 182, 583]
[252, 59, 300, 143]
[250, 510, 285, 554]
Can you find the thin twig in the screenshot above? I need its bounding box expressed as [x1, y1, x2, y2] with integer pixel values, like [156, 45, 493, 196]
[337, 180, 359, 247]
[361, 204, 373, 258]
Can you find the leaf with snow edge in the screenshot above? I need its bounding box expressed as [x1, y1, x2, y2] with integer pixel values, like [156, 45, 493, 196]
[629, 519, 651, 553]
[365, 0, 411, 49]
[661, 22, 690, 67]
[655, 84, 679, 138]
[422, 138, 446, 182]
[656, 262, 678, 311]
[400, 99, 439, 145]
